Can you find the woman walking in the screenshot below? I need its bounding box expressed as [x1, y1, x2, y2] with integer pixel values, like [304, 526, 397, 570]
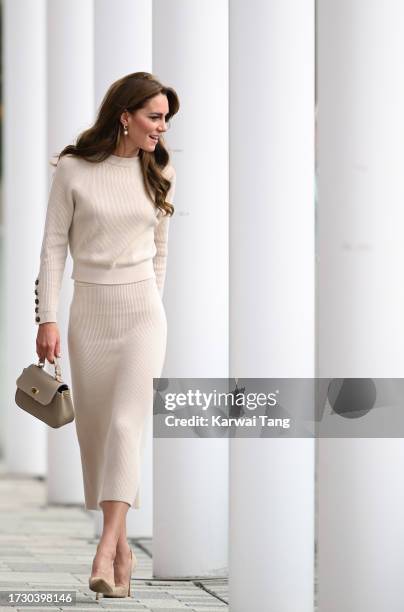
[34, 71, 179, 599]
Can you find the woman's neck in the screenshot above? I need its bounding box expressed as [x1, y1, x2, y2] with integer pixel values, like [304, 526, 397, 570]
[112, 144, 140, 158]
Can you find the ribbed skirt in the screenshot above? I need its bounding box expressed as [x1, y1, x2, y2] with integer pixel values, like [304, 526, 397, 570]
[67, 276, 167, 511]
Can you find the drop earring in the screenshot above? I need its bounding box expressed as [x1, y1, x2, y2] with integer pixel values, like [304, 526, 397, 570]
[123, 123, 128, 136]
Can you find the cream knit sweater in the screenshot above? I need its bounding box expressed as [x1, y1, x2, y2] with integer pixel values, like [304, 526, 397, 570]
[34, 153, 175, 325]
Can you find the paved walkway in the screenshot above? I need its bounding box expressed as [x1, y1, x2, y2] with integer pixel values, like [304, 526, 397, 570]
[0, 466, 228, 611]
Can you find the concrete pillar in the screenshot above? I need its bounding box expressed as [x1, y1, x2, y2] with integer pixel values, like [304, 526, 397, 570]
[5, 0, 47, 475]
[317, 2, 404, 610]
[152, 0, 229, 578]
[229, 0, 315, 610]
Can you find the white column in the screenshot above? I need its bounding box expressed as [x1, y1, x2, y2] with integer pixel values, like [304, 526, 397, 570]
[229, 1, 315, 610]
[94, 0, 152, 108]
[93, 0, 154, 538]
[317, 2, 404, 611]
[152, 0, 229, 578]
[46, 0, 95, 505]
[4, 0, 47, 474]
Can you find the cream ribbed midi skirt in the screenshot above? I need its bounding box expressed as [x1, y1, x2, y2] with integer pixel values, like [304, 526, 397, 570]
[67, 276, 167, 511]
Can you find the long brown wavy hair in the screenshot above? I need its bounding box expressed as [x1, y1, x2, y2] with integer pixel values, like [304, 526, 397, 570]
[53, 71, 180, 216]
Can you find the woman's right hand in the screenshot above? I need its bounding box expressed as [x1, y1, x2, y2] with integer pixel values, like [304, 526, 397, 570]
[36, 322, 61, 364]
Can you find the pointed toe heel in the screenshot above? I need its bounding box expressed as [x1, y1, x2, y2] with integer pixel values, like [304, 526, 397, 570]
[104, 547, 137, 598]
[88, 575, 115, 600]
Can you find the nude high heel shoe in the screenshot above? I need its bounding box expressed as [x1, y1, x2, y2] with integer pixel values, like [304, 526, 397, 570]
[88, 575, 115, 599]
[103, 547, 138, 598]
[88, 550, 115, 600]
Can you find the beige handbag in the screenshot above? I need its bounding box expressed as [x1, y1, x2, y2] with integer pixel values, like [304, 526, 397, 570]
[15, 357, 75, 428]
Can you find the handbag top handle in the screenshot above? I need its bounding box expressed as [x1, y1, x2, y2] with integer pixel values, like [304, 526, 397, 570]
[38, 356, 63, 383]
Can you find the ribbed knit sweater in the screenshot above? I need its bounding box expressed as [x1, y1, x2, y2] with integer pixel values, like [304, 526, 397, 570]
[34, 153, 175, 325]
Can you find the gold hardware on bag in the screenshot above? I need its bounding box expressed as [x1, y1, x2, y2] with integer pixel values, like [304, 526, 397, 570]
[31, 387, 39, 394]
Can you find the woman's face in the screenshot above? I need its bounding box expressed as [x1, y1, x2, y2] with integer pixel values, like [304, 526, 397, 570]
[123, 93, 170, 153]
